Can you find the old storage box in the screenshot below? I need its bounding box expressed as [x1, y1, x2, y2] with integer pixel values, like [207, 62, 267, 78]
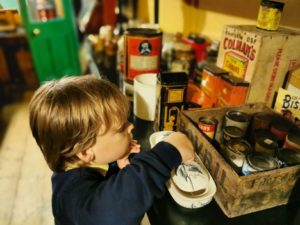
[177, 103, 300, 217]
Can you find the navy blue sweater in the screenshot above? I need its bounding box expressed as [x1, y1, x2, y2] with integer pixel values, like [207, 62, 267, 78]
[52, 142, 181, 225]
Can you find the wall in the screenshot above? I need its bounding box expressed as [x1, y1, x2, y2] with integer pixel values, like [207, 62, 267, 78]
[138, 0, 300, 40]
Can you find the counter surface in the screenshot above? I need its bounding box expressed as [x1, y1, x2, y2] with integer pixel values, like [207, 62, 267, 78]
[130, 115, 300, 225]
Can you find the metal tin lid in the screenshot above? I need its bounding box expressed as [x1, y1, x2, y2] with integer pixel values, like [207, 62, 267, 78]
[253, 129, 277, 142]
[124, 28, 162, 37]
[256, 137, 278, 150]
[226, 110, 250, 123]
[158, 72, 188, 85]
[221, 74, 250, 87]
[252, 111, 274, 123]
[246, 153, 279, 171]
[203, 64, 228, 76]
[226, 139, 252, 156]
[261, 0, 285, 10]
[277, 148, 300, 166]
[223, 126, 244, 138]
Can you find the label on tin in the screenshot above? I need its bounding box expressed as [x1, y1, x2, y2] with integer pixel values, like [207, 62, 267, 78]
[198, 118, 216, 140]
[223, 52, 248, 79]
[125, 36, 161, 81]
[256, 5, 282, 31]
[167, 89, 185, 103]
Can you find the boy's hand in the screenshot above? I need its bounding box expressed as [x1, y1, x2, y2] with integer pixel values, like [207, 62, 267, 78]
[163, 132, 195, 164]
[117, 140, 141, 169]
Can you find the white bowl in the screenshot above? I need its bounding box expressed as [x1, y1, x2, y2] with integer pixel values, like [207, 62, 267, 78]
[149, 131, 174, 148]
[149, 131, 216, 209]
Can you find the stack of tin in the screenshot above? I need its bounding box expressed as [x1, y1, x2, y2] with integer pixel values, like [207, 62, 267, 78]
[203, 110, 300, 175]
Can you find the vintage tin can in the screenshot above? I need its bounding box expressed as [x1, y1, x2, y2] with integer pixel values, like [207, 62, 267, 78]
[198, 117, 217, 140]
[251, 112, 274, 131]
[124, 28, 162, 83]
[251, 129, 277, 145]
[270, 120, 290, 146]
[283, 130, 300, 151]
[224, 110, 250, 135]
[242, 152, 280, 175]
[156, 72, 188, 131]
[224, 139, 252, 172]
[255, 136, 278, 156]
[256, 0, 285, 31]
[277, 148, 300, 167]
[222, 126, 244, 145]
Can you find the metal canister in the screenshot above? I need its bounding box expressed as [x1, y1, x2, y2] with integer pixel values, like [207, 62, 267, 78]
[277, 148, 300, 167]
[225, 110, 250, 135]
[270, 120, 290, 146]
[252, 129, 277, 145]
[251, 112, 274, 131]
[222, 126, 244, 145]
[283, 130, 300, 151]
[255, 136, 278, 156]
[256, 0, 285, 31]
[242, 152, 280, 176]
[198, 117, 217, 140]
[224, 139, 252, 171]
[124, 28, 162, 83]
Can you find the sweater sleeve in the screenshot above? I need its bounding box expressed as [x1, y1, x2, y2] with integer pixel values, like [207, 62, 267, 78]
[75, 141, 181, 225]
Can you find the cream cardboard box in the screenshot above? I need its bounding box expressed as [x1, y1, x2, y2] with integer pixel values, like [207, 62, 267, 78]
[217, 25, 300, 107]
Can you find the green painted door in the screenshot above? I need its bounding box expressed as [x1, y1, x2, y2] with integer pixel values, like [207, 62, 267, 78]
[18, 0, 81, 82]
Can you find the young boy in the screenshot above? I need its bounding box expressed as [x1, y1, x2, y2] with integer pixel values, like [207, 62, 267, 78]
[29, 75, 195, 225]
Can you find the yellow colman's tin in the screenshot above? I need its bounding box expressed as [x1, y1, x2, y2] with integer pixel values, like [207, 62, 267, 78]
[256, 0, 285, 31]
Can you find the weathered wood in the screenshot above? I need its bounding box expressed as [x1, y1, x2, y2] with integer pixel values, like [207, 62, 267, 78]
[178, 103, 300, 218]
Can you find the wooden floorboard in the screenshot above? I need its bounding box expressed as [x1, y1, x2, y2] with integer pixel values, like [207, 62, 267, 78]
[0, 96, 53, 225]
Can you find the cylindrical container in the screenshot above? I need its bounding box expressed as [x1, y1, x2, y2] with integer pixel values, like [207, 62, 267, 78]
[252, 129, 277, 145]
[124, 28, 162, 83]
[256, 0, 285, 31]
[222, 126, 244, 145]
[224, 139, 252, 172]
[283, 130, 300, 151]
[133, 73, 159, 121]
[277, 148, 300, 167]
[224, 110, 250, 135]
[198, 117, 217, 140]
[242, 152, 280, 175]
[255, 137, 278, 156]
[251, 112, 274, 131]
[270, 122, 290, 145]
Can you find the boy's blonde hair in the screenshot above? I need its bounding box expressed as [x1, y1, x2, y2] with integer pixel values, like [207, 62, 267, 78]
[29, 76, 129, 172]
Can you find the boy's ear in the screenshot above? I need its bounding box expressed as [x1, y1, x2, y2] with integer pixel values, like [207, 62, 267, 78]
[76, 148, 94, 163]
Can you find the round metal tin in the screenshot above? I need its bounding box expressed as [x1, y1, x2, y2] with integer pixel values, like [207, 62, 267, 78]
[277, 148, 300, 167]
[225, 110, 250, 135]
[242, 152, 279, 175]
[255, 137, 278, 156]
[224, 139, 252, 169]
[223, 126, 244, 145]
[198, 117, 217, 140]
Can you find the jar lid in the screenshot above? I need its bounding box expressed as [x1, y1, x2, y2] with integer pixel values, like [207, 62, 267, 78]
[246, 153, 279, 171]
[226, 110, 250, 123]
[124, 28, 162, 36]
[256, 137, 278, 150]
[261, 0, 285, 10]
[158, 72, 188, 85]
[226, 139, 252, 156]
[254, 129, 277, 142]
[277, 148, 300, 166]
[223, 126, 244, 138]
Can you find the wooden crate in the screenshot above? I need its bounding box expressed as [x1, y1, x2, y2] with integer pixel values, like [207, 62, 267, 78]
[177, 103, 300, 218]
